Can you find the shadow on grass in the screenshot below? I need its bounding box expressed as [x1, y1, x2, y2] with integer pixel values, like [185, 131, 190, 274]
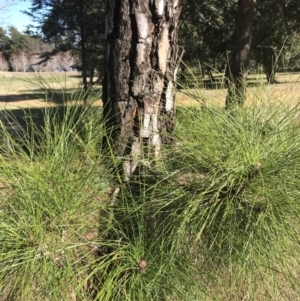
[179, 71, 300, 90]
[0, 107, 63, 131]
[0, 107, 66, 154]
[0, 106, 103, 154]
[0, 93, 45, 102]
[0, 87, 102, 104]
[68, 74, 83, 78]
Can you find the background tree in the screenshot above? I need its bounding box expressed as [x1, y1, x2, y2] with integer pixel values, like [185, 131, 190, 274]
[0, 51, 8, 70]
[0, 24, 76, 72]
[103, 0, 182, 180]
[9, 51, 29, 71]
[252, 0, 300, 82]
[26, 0, 104, 88]
[225, 0, 255, 109]
[22, 33, 53, 54]
[178, 0, 300, 85]
[0, 27, 9, 50]
[7, 26, 24, 54]
[179, 0, 236, 78]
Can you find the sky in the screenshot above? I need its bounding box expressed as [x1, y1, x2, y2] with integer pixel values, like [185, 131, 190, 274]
[0, 0, 37, 32]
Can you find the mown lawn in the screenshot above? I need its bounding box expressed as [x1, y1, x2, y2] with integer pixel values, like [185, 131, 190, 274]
[0, 71, 82, 109]
[1, 71, 300, 109]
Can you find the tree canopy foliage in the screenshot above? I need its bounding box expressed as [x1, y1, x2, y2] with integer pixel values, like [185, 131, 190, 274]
[4, 0, 300, 84]
[0, 26, 76, 71]
[179, 0, 236, 66]
[179, 0, 300, 76]
[25, 0, 104, 87]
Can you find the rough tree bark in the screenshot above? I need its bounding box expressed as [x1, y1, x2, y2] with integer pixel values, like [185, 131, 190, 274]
[225, 0, 255, 110]
[103, 0, 181, 181]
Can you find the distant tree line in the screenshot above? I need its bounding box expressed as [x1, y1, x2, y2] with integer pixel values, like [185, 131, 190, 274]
[22, 0, 300, 86]
[180, 0, 300, 82]
[0, 26, 77, 72]
[26, 0, 103, 90]
[16, 0, 300, 87]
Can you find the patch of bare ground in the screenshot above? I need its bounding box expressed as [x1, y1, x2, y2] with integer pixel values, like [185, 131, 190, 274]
[176, 171, 206, 187]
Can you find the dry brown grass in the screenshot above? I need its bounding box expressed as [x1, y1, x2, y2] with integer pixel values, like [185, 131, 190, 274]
[0, 71, 81, 110]
[176, 72, 300, 107]
[1, 71, 300, 110]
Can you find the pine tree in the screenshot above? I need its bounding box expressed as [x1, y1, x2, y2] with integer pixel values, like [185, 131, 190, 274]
[103, 0, 182, 180]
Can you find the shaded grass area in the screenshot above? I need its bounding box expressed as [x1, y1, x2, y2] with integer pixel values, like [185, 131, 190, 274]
[0, 97, 300, 300]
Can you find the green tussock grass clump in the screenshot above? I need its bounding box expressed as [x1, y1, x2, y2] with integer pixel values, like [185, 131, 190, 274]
[1, 74, 300, 300]
[170, 102, 300, 300]
[0, 102, 110, 300]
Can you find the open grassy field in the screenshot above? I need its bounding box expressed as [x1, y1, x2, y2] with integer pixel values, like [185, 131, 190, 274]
[177, 72, 300, 107]
[1, 71, 300, 109]
[0, 71, 82, 109]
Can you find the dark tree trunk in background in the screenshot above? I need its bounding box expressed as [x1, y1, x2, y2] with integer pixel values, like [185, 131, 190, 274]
[103, 0, 181, 181]
[262, 46, 277, 84]
[79, 0, 88, 91]
[225, 0, 255, 110]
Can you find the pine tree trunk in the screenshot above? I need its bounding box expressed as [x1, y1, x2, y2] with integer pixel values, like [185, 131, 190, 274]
[79, 0, 88, 92]
[225, 0, 255, 110]
[103, 0, 181, 181]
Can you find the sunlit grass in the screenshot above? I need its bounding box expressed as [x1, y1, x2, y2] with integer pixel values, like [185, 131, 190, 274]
[176, 71, 300, 107]
[0, 73, 300, 300]
[172, 103, 300, 300]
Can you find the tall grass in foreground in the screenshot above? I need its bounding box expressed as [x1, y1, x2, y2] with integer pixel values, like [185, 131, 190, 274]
[172, 102, 300, 300]
[0, 103, 110, 300]
[0, 75, 300, 300]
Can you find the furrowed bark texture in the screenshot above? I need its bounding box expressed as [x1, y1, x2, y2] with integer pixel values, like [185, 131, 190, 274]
[103, 0, 181, 180]
[225, 0, 255, 110]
